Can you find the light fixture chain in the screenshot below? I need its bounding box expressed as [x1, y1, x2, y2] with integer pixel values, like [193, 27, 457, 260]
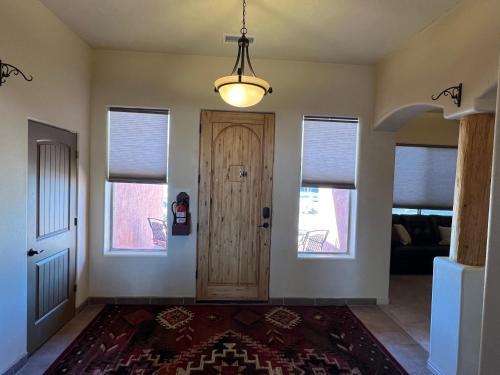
[213, 0, 272, 107]
[241, 0, 247, 35]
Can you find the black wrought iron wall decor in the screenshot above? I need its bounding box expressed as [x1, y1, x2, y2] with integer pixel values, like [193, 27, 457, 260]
[431, 83, 462, 107]
[0, 59, 33, 87]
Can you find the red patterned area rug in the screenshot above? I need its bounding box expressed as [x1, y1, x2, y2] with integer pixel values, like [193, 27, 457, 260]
[45, 305, 408, 374]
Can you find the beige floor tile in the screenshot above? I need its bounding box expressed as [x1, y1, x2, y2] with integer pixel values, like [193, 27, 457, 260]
[380, 275, 432, 353]
[350, 305, 432, 375]
[17, 304, 104, 375]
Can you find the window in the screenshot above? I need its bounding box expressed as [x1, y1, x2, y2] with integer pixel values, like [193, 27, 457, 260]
[392, 208, 419, 215]
[420, 209, 453, 216]
[392, 208, 453, 216]
[393, 145, 457, 210]
[299, 187, 351, 254]
[299, 116, 358, 256]
[107, 108, 169, 252]
[111, 183, 168, 250]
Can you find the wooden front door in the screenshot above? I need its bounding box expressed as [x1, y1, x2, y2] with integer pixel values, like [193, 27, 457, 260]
[27, 121, 77, 354]
[197, 110, 274, 301]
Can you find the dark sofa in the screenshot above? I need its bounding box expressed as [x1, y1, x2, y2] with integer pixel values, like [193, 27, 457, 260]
[390, 214, 451, 275]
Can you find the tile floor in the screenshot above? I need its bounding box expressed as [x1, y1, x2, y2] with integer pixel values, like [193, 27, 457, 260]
[18, 277, 433, 375]
[351, 306, 432, 375]
[380, 275, 432, 352]
[17, 304, 104, 375]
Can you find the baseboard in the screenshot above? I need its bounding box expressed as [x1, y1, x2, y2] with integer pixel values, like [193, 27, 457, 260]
[1, 353, 28, 375]
[88, 297, 196, 305]
[76, 298, 89, 313]
[427, 359, 445, 375]
[272, 298, 376, 305]
[88, 296, 376, 306]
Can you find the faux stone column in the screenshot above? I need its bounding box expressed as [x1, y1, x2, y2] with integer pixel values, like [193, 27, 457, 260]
[429, 113, 495, 375]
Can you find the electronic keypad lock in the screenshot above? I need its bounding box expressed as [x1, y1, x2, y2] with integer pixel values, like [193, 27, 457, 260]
[258, 207, 271, 229]
[263, 207, 270, 219]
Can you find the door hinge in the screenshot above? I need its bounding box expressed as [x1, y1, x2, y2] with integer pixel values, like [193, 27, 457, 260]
[195, 268, 198, 279]
[198, 174, 201, 184]
[74, 284, 77, 292]
[197, 222, 199, 232]
[74, 217, 78, 226]
[199, 123, 202, 133]
[75, 150, 79, 159]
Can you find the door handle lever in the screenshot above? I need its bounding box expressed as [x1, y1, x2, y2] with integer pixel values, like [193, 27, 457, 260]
[27, 248, 45, 257]
[257, 223, 269, 228]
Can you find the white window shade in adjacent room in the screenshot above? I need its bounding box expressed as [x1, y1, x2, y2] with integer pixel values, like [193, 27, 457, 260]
[301, 116, 358, 188]
[108, 108, 169, 183]
[393, 145, 457, 209]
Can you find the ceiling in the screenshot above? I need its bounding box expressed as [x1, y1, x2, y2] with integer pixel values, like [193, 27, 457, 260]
[40, 0, 462, 64]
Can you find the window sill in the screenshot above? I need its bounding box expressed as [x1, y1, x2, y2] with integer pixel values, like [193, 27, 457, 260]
[105, 249, 167, 257]
[297, 252, 354, 260]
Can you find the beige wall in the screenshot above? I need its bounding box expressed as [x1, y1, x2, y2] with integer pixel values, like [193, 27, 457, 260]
[0, 1, 91, 372]
[89, 50, 396, 303]
[479, 56, 500, 375]
[0, 1, 495, 372]
[396, 112, 459, 146]
[375, 0, 500, 129]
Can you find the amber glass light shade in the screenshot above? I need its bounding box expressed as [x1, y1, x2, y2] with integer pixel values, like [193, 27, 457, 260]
[214, 75, 271, 108]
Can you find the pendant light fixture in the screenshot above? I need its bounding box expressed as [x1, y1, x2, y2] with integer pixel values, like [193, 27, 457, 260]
[214, 0, 272, 107]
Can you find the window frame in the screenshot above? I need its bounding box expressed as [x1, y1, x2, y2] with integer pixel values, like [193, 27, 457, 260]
[298, 115, 359, 259]
[104, 106, 170, 256]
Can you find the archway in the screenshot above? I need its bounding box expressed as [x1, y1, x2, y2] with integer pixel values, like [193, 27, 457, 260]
[380, 107, 459, 352]
[375, 103, 445, 132]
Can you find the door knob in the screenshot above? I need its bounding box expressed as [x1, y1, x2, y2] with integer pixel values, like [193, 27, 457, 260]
[27, 248, 44, 257]
[257, 223, 269, 228]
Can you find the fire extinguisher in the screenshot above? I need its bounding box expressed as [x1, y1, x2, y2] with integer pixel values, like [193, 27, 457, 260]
[171, 192, 191, 235]
[172, 200, 187, 225]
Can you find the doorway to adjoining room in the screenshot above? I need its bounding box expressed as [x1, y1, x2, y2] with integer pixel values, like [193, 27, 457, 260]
[384, 110, 459, 351]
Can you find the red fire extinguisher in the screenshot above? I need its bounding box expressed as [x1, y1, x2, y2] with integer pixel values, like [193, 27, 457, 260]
[171, 192, 190, 235]
[172, 200, 187, 225]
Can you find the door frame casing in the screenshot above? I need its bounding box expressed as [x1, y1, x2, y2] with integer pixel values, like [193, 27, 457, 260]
[196, 110, 275, 301]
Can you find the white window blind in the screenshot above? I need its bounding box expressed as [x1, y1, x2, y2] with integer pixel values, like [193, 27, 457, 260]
[301, 116, 358, 188]
[393, 145, 457, 209]
[108, 108, 169, 183]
